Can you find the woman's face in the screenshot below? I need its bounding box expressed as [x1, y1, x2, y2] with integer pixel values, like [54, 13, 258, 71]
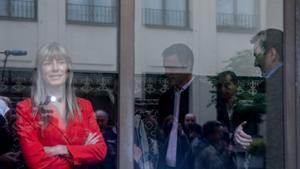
[41, 56, 68, 87]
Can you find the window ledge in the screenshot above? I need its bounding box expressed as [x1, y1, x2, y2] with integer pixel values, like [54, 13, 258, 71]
[66, 20, 116, 27]
[217, 25, 258, 34]
[0, 16, 37, 22]
[144, 24, 192, 31]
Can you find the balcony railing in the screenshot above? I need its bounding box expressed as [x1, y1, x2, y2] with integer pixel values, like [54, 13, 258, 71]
[217, 13, 259, 31]
[66, 3, 116, 25]
[143, 8, 188, 28]
[0, 0, 36, 20]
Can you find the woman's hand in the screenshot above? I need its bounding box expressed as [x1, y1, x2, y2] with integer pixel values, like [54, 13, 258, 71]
[44, 133, 100, 157]
[85, 132, 100, 145]
[44, 145, 69, 157]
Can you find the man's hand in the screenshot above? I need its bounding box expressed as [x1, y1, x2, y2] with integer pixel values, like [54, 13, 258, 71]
[0, 152, 20, 163]
[234, 121, 253, 148]
[133, 144, 142, 162]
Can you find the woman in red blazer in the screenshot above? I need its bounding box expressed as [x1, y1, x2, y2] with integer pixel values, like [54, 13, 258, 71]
[16, 42, 107, 169]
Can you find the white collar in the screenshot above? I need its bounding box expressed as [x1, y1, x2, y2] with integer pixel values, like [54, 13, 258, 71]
[0, 100, 9, 117]
[265, 63, 283, 79]
[176, 77, 194, 93]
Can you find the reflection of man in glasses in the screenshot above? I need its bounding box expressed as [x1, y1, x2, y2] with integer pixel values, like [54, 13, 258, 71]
[158, 43, 194, 169]
[234, 29, 284, 169]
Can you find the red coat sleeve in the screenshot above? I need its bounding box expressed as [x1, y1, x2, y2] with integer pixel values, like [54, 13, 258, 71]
[66, 99, 107, 165]
[16, 99, 71, 169]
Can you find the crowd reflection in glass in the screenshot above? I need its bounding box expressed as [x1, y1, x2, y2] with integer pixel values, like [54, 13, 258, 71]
[134, 28, 283, 169]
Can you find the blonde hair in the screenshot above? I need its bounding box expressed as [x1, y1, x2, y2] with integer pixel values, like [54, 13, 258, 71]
[32, 42, 81, 124]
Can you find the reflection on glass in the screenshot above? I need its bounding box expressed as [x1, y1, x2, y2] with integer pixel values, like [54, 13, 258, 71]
[250, 29, 284, 169]
[159, 44, 193, 168]
[0, 0, 36, 19]
[217, 0, 259, 30]
[67, 0, 116, 24]
[0, 0, 119, 168]
[134, 0, 283, 168]
[143, 0, 188, 27]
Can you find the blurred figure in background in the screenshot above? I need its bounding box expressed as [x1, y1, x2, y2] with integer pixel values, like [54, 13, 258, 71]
[182, 113, 201, 142]
[90, 110, 117, 169]
[193, 121, 232, 169]
[0, 97, 25, 169]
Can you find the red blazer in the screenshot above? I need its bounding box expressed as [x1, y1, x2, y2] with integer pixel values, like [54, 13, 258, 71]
[16, 98, 107, 169]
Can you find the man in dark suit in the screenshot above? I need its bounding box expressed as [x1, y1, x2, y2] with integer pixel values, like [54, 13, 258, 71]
[158, 43, 194, 127]
[158, 43, 194, 169]
[234, 29, 284, 169]
[215, 71, 239, 134]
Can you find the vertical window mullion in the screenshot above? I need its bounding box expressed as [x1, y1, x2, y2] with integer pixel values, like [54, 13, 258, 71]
[118, 0, 135, 168]
[185, 0, 189, 28]
[88, 0, 93, 22]
[233, 0, 238, 27]
[7, 0, 11, 17]
[162, 0, 166, 26]
[34, 0, 37, 20]
[255, 0, 260, 29]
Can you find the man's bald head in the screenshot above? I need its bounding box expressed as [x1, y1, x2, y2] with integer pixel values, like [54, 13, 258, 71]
[184, 113, 196, 127]
[95, 110, 109, 128]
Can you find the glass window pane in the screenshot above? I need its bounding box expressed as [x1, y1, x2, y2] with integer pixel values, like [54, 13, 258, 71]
[237, 0, 255, 15]
[10, 0, 35, 18]
[143, 0, 163, 26]
[165, 0, 186, 26]
[93, 0, 116, 24]
[0, 1, 118, 169]
[0, 0, 8, 16]
[217, 0, 234, 14]
[236, 0, 257, 28]
[67, 0, 90, 22]
[135, 0, 284, 169]
[144, 0, 162, 9]
[0, 0, 36, 19]
[217, 0, 235, 28]
[67, 0, 116, 24]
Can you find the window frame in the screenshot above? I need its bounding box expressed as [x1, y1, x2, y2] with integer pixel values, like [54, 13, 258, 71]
[118, 0, 299, 168]
[142, 0, 191, 30]
[65, 0, 117, 27]
[216, 0, 260, 33]
[0, 0, 38, 22]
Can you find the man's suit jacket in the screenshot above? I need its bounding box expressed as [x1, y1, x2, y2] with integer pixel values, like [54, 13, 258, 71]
[217, 98, 263, 136]
[16, 98, 107, 169]
[216, 100, 234, 132]
[265, 66, 284, 169]
[158, 84, 192, 169]
[158, 86, 191, 127]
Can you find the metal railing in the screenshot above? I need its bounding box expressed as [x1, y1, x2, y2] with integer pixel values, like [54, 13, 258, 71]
[0, 0, 36, 20]
[217, 13, 259, 30]
[66, 3, 116, 25]
[143, 8, 187, 28]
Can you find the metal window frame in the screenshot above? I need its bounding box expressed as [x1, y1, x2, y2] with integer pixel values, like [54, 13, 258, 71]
[0, 0, 38, 22]
[143, 0, 191, 30]
[216, 0, 260, 33]
[65, 0, 117, 26]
